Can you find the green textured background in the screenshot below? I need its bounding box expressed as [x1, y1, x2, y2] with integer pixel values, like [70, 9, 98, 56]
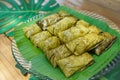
[0, 0, 59, 34]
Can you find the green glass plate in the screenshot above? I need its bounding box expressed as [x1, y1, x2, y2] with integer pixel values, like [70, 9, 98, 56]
[13, 6, 120, 80]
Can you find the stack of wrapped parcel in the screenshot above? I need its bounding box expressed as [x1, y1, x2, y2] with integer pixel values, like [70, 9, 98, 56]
[23, 11, 116, 77]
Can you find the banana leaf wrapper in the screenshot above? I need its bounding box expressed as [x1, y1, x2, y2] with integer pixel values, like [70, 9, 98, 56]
[57, 52, 94, 77]
[45, 45, 72, 67]
[58, 11, 71, 17]
[76, 20, 89, 27]
[47, 16, 77, 36]
[84, 33, 103, 50]
[38, 36, 61, 52]
[58, 21, 101, 43]
[36, 11, 71, 31]
[66, 33, 103, 55]
[58, 21, 89, 43]
[88, 25, 102, 34]
[23, 24, 42, 38]
[36, 13, 62, 30]
[94, 32, 117, 55]
[30, 31, 52, 47]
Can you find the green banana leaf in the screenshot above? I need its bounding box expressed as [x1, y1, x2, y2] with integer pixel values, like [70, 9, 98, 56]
[0, 0, 59, 34]
[14, 6, 120, 80]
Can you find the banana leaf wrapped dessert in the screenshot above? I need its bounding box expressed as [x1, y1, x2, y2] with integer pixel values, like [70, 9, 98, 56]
[46, 45, 72, 67]
[88, 25, 102, 34]
[66, 33, 103, 55]
[58, 23, 89, 43]
[36, 13, 62, 30]
[76, 20, 89, 27]
[84, 33, 103, 51]
[58, 21, 101, 43]
[36, 11, 72, 31]
[47, 16, 77, 36]
[30, 31, 52, 46]
[38, 36, 61, 52]
[58, 11, 70, 17]
[57, 52, 93, 77]
[94, 32, 116, 55]
[23, 24, 42, 38]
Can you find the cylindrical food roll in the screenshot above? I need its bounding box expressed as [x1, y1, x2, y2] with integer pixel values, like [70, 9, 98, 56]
[88, 25, 101, 34]
[57, 52, 93, 77]
[47, 16, 77, 36]
[46, 45, 72, 67]
[66, 36, 87, 55]
[66, 33, 103, 55]
[94, 32, 116, 55]
[58, 24, 89, 43]
[38, 36, 61, 52]
[58, 11, 70, 17]
[23, 24, 42, 38]
[36, 13, 61, 30]
[30, 31, 52, 46]
[76, 20, 89, 27]
[84, 33, 103, 50]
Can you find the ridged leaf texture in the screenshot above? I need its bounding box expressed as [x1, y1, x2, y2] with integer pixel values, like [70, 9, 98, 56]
[0, 0, 59, 34]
